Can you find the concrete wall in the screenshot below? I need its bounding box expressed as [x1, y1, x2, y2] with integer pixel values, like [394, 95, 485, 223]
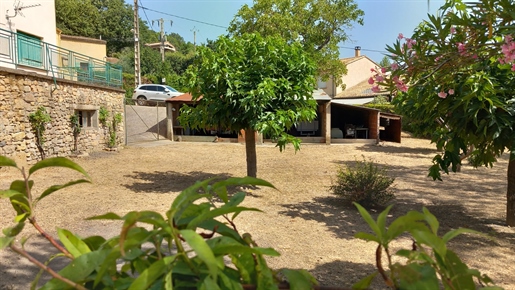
[322, 56, 378, 96]
[0, 67, 125, 164]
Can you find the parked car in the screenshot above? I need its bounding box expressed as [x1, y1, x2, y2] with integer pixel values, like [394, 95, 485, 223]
[132, 84, 183, 105]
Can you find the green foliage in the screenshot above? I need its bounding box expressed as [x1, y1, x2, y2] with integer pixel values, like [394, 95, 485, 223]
[363, 103, 395, 114]
[353, 203, 502, 289]
[228, 0, 364, 87]
[180, 33, 318, 177]
[180, 33, 317, 150]
[98, 106, 109, 128]
[98, 106, 122, 148]
[55, 0, 134, 54]
[0, 156, 319, 289]
[330, 157, 395, 208]
[29, 106, 51, 159]
[382, 0, 515, 181]
[379, 56, 391, 68]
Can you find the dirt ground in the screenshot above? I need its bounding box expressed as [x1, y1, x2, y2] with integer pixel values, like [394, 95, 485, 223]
[1, 135, 514, 289]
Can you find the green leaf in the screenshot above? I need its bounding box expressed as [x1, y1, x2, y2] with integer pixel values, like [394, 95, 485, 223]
[352, 272, 377, 290]
[86, 212, 122, 220]
[376, 205, 393, 241]
[29, 157, 91, 180]
[442, 227, 483, 243]
[200, 275, 221, 290]
[0, 189, 24, 199]
[128, 256, 176, 290]
[40, 249, 109, 290]
[354, 202, 382, 240]
[180, 229, 221, 278]
[187, 206, 261, 230]
[280, 269, 316, 290]
[411, 230, 446, 258]
[0, 236, 15, 250]
[445, 250, 476, 289]
[57, 228, 91, 258]
[397, 263, 439, 290]
[422, 207, 439, 234]
[36, 179, 91, 204]
[0, 156, 18, 168]
[354, 232, 380, 243]
[2, 222, 25, 237]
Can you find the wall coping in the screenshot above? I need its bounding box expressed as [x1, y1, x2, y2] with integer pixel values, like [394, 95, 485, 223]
[0, 66, 125, 93]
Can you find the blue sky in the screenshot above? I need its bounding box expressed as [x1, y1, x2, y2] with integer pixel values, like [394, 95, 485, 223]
[126, 0, 444, 63]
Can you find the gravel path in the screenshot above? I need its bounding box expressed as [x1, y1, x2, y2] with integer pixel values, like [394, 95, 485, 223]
[1, 136, 514, 289]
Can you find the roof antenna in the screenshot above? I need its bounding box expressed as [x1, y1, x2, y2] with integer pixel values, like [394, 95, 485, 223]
[6, 1, 41, 20]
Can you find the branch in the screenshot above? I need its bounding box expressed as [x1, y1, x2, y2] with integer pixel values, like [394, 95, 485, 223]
[29, 217, 74, 259]
[9, 244, 87, 290]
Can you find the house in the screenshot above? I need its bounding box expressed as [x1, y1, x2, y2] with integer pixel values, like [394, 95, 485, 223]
[0, 0, 125, 164]
[161, 47, 401, 145]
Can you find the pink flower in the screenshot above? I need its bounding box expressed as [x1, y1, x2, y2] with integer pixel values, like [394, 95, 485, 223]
[398, 33, 404, 40]
[381, 67, 387, 74]
[370, 68, 376, 72]
[438, 91, 447, 99]
[406, 38, 416, 49]
[375, 75, 385, 82]
[371, 85, 380, 93]
[368, 77, 374, 84]
[448, 89, 454, 95]
[391, 63, 399, 70]
[511, 64, 515, 71]
[397, 83, 408, 92]
[457, 42, 466, 55]
[450, 27, 456, 34]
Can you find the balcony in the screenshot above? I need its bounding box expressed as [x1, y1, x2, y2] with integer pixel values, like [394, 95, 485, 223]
[0, 28, 122, 88]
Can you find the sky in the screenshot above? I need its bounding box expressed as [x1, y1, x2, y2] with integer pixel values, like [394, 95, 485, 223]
[125, 0, 444, 63]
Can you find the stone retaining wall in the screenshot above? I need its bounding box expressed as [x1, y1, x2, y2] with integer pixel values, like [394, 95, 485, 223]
[0, 67, 125, 165]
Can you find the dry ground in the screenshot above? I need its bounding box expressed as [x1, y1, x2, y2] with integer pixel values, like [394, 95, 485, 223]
[1, 135, 514, 289]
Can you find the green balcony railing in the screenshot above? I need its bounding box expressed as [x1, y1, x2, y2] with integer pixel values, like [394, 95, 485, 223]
[0, 28, 122, 88]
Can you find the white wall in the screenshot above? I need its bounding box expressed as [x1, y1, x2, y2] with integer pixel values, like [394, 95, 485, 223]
[0, 0, 57, 45]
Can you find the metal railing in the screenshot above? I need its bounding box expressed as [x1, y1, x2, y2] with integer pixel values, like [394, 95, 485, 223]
[0, 28, 122, 88]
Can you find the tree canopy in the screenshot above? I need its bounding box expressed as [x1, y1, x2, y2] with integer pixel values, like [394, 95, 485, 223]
[56, 0, 133, 54]
[228, 0, 364, 87]
[376, 0, 515, 225]
[179, 33, 318, 177]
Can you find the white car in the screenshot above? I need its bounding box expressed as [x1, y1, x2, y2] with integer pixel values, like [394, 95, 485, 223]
[132, 84, 183, 105]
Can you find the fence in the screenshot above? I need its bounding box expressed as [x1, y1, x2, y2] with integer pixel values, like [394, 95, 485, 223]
[0, 28, 122, 88]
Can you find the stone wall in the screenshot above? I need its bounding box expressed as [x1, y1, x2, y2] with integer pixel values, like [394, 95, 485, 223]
[0, 67, 125, 164]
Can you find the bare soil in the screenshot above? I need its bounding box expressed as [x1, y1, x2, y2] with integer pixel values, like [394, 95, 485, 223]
[1, 135, 514, 289]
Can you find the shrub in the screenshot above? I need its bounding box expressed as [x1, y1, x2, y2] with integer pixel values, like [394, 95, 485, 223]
[330, 157, 395, 208]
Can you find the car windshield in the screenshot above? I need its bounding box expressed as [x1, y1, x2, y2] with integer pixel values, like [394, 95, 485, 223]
[164, 86, 178, 92]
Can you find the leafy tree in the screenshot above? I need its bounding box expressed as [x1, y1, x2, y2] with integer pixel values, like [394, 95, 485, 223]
[374, 0, 515, 225]
[55, 0, 100, 37]
[179, 33, 317, 177]
[379, 56, 391, 69]
[228, 0, 364, 88]
[56, 0, 134, 54]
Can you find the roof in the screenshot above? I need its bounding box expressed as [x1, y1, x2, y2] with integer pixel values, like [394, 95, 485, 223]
[60, 34, 106, 45]
[334, 79, 390, 99]
[145, 41, 176, 52]
[340, 55, 379, 66]
[312, 89, 331, 101]
[166, 93, 202, 103]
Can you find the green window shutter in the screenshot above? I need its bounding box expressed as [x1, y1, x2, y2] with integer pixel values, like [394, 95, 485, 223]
[17, 32, 42, 67]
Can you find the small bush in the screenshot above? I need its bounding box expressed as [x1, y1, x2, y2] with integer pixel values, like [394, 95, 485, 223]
[330, 157, 395, 208]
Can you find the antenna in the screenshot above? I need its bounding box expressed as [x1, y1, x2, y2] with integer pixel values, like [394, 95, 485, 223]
[6, 1, 41, 20]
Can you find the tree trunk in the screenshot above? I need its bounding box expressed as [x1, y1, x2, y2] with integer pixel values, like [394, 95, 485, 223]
[507, 156, 515, 226]
[245, 128, 257, 177]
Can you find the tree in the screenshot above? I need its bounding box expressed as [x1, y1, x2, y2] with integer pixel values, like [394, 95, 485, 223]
[228, 0, 364, 88]
[179, 33, 317, 177]
[56, 0, 134, 54]
[374, 0, 515, 225]
[379, 56, 391, 69]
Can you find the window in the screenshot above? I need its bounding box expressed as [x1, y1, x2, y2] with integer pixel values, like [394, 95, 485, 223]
[0, 36, 10, 56]
[76, 109, 98, 128]
[17, 32, 43, 67]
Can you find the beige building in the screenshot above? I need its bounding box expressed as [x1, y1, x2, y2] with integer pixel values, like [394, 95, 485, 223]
[58, 33, 107, 61]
